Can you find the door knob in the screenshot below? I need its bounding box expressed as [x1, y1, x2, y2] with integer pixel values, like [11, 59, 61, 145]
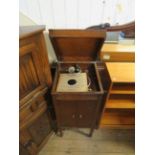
[79, 114, 82, 118]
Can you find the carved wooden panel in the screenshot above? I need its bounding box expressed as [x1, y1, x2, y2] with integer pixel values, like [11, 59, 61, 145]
[19, 143, 30, 155]
[19, 27, 53, 155]
[20, 130, 37, 155]
[28, 111, 52, 146]
[19, 43, 45, 99]
[19, 87, 48, 128]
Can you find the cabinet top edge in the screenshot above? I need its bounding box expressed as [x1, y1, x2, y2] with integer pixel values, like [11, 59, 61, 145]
[19, 25, 45, 39]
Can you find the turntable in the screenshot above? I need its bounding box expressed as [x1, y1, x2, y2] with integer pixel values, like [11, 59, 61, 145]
[49, 29, 107, 137]
[56, 72, 88, 92]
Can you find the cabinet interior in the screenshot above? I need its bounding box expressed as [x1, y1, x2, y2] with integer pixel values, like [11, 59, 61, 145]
[52, 62, 103, 93]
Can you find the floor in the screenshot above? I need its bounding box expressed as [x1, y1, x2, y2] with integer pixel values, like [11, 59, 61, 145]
[39, 128, 135, 155]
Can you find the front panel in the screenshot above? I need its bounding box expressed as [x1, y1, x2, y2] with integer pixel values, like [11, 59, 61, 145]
[19, 43, 45, 100]
[77, 100, 97, 127]
[28, 111, 52, 146]
[55, 100, 77, 127]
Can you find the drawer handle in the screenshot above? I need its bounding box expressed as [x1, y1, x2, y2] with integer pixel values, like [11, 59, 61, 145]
[79, 114, 83, 119]
[72, 114, 75, 118]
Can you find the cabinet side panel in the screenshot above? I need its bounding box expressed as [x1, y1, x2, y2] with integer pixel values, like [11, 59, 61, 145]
[28, 111, 52, 146]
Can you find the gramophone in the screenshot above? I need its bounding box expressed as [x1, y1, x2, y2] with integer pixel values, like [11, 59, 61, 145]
[49, 29, 107, 137]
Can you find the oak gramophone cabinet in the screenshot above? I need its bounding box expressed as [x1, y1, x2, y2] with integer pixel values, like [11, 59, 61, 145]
[49, 29, 110, 137]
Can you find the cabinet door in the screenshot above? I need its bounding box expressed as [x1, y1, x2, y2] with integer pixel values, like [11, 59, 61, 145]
[20, 111, 52, 155]
[19, 43, 45, 102]
[77, 101, 97, 127]
[20, 143, 31, 155]
[20, 130, 37, 155]
[55, 101, 77, 127]
[27, 111, 52, 147]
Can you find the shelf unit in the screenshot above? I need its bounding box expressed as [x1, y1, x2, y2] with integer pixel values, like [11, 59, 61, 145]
[100, 43, 135, 62]
[110, 83, 135, 94]
[100, 62, 135, 128]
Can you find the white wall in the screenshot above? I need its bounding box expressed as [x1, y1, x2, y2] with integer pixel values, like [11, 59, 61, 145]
[19, 12, 36, 26]
[19, 12, 57, 63]
[19, 0, 135, 29]
[19, 0, 135, 63]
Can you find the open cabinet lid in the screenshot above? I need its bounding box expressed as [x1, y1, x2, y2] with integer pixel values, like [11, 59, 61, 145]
[49, 29, 106, 61]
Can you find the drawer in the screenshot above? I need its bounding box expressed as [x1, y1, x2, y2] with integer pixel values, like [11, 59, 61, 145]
[20, 87, 48, 129]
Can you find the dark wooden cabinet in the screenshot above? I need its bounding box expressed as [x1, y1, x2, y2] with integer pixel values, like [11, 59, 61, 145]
[49, 30, 108, 137]
[19, 26, 53, 155]
[54, 99, 99, 128]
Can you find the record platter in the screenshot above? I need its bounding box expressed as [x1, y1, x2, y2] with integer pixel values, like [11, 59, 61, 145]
[56, 72, 88, 92]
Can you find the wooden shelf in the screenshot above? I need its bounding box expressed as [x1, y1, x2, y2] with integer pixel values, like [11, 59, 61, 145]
[100, 111, 135, 128]
[101, 44, 135, 53]
[106, 63, 135, 83]
[110, 89, 135, 94]
[110, 83, 135, 94]
[100, 124, 135, 129]
[99, 62, 135, 129]
[106, 99, 135, 109]
[100, 43, 135, 62]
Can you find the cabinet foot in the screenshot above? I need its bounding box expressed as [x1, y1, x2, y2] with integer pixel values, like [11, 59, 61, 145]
[88, 128, 94, 137]
[88, 133, 92, 137]
[56, 129, 63, 137]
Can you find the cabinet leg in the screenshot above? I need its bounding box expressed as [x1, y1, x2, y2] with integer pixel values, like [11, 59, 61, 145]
[56, 128, 63, 137]
[88, 128, 94, 137]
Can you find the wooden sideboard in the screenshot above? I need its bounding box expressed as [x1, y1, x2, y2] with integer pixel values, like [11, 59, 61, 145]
[19, 26, 54, 155]
[100, 62, 135, 128]
[100, 43, 135, 62]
